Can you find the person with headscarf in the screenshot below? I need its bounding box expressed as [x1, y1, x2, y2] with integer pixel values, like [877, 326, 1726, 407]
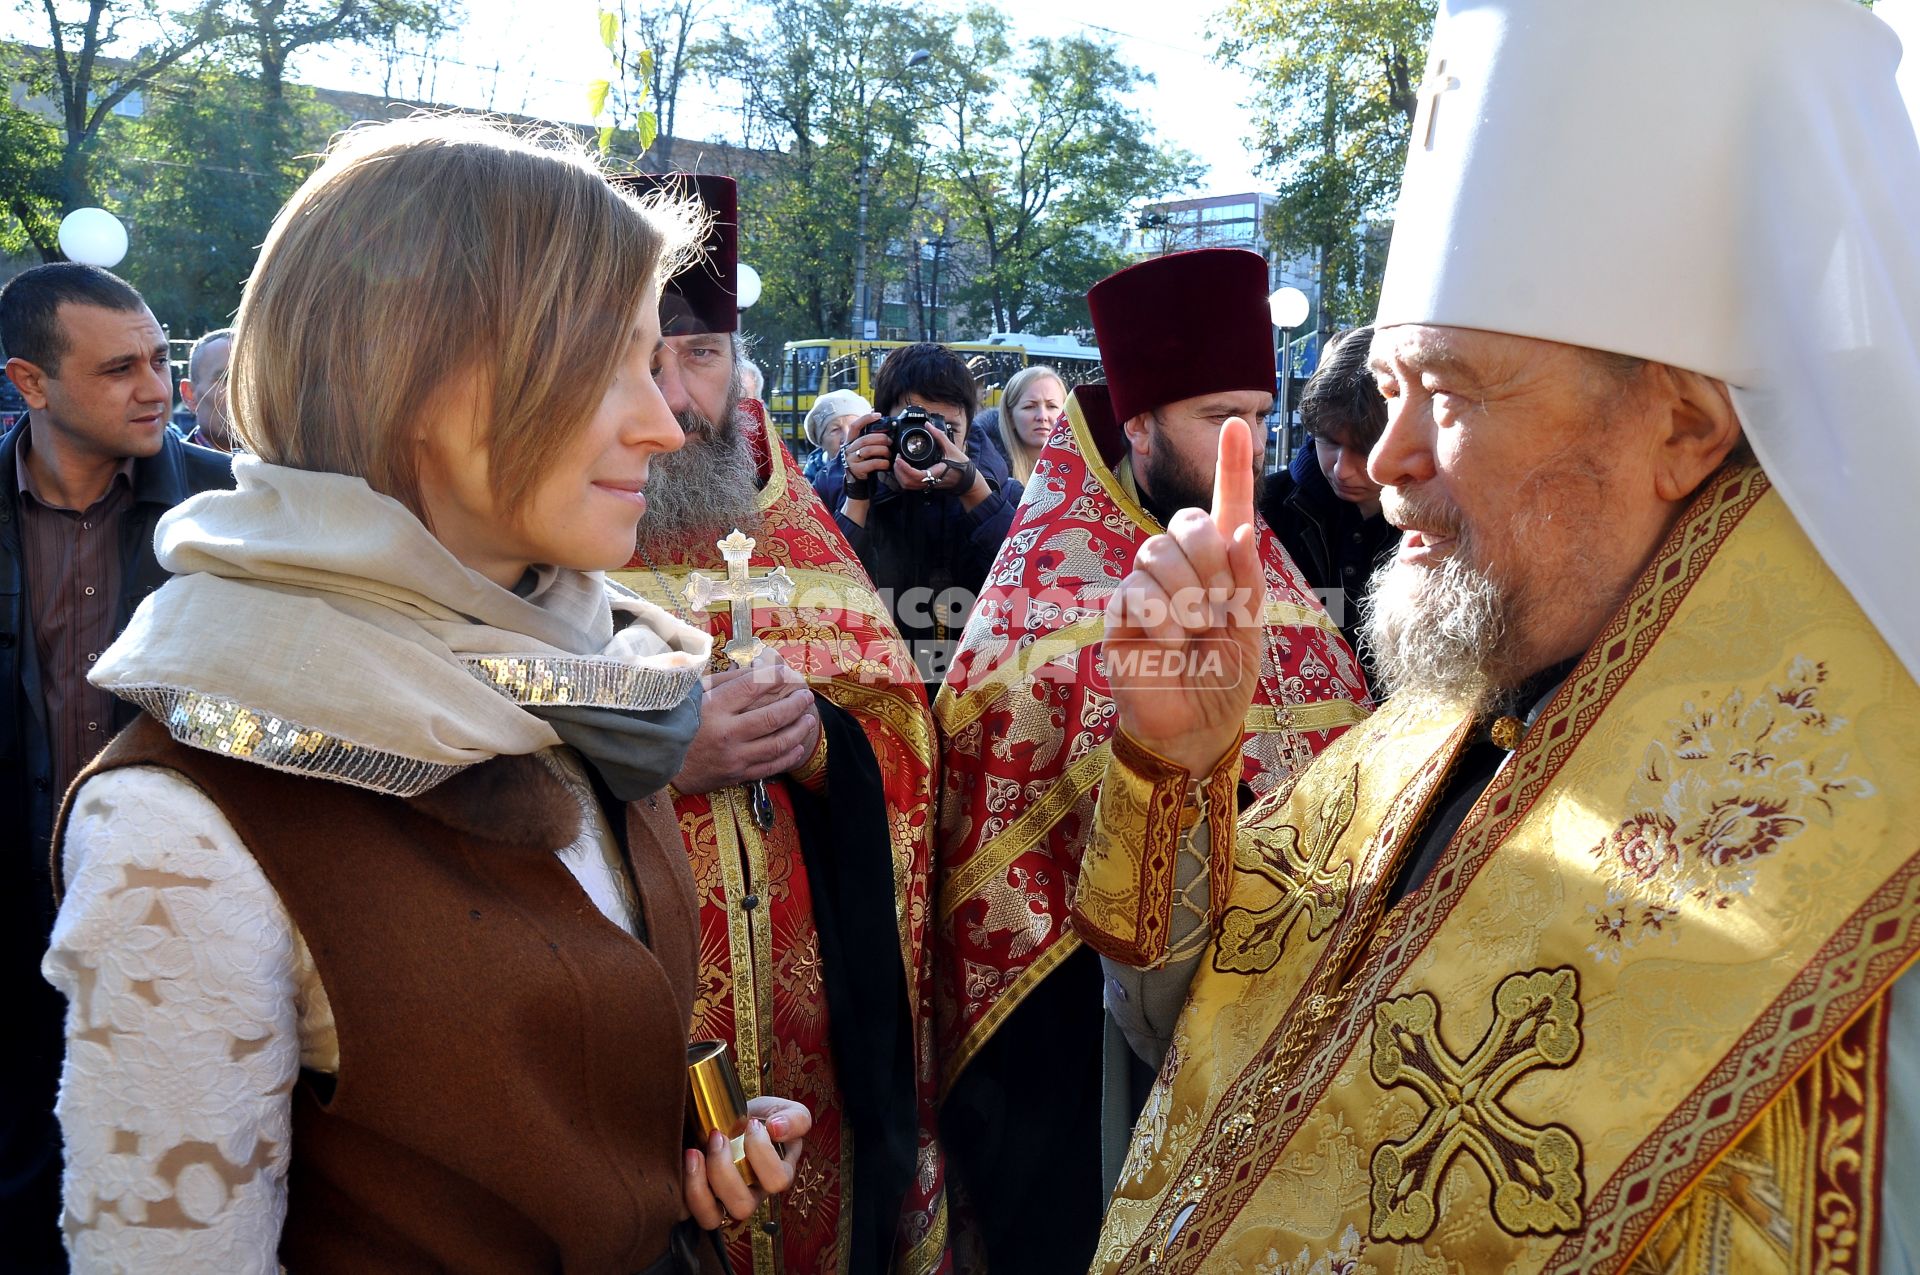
[1076, 2, 1920, 1270]
[801, 387, 869, 495]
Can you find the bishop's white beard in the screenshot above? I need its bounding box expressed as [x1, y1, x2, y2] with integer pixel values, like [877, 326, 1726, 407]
[640, 399, 763, 545]
[1360, 547, 1509, 716]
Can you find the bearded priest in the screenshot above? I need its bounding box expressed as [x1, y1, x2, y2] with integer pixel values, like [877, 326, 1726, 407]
[1074, 2, 1920, 1272]
[609, 174, 948, 1275]
[933, 249, 1370, 1273]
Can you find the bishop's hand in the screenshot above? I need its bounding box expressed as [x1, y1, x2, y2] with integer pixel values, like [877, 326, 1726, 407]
[1103, 416, 1264, 777]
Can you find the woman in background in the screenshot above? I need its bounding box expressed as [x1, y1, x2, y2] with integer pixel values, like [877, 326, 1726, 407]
[996, 364, 1067, 484]
[802, 386, 870, 497]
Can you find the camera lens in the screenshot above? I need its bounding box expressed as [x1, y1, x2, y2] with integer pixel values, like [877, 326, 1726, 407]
[898, 424, 940, 469]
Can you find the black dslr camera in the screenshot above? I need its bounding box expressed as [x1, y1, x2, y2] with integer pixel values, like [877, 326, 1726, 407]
[870, 405, 954, 470]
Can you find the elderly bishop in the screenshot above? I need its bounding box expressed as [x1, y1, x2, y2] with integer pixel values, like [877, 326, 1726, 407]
[1078, 2, 1920, 1272]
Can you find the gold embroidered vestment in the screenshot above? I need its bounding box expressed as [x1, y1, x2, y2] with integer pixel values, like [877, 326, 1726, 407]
[1075, 467, 1917, 1275]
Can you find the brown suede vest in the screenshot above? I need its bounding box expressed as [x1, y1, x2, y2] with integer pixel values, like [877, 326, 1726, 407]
[62, 715, 707, 1274]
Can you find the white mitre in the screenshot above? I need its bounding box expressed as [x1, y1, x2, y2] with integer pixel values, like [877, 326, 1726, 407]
[1885, 0, 1920, 142]
[1375, 0, 1920, 682]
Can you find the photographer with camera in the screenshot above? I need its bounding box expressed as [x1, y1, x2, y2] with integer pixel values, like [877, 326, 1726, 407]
[836, 342, 1020, 683]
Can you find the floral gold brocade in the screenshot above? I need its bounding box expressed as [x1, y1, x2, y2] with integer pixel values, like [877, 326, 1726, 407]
[1089, 467, 1920, 1275]
[1584, 657, 1872, 962]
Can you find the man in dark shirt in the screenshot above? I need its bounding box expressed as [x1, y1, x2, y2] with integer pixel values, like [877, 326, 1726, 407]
[0, 263, 233, 1271]
[1262, 325, 1400, 691]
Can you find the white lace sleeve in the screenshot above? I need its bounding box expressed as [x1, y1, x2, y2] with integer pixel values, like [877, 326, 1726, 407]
[43, 765, 300, 1275]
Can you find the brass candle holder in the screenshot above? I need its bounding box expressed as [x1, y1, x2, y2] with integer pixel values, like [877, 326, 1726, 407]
[686, 1039, 756, 1189]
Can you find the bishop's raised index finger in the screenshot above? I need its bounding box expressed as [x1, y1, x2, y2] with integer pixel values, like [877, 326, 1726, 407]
[1210, 416, 1255, 539]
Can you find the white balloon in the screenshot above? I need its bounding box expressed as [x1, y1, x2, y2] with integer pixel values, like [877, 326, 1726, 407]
[1268, 285, 1309, 330]
[57, 207, 129, 268]
[737, 262, 763, 311]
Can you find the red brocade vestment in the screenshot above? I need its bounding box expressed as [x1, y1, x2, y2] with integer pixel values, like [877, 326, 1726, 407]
[933, 386, 1373, 1090]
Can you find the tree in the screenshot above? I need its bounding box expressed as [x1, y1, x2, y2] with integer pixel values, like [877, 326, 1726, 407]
[113, 60, 346, 334]
[603, 0, 717, 170]
[0, 46, 66, 257]
[705, 0, 951, 352]
[235, 0, 446, 102]
[933, 21, 1202, 334]
[13, 0, 230, 251]
[1218, 0, 1433, 326]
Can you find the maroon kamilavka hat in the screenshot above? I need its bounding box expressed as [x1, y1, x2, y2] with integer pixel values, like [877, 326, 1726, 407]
[1087, 248, 1276, 423]
[611, 172, 738, 335]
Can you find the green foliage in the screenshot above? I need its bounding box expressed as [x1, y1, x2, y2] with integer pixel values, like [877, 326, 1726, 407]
[14, 0, 233, 217]
[706, 0, 951, 352]
[599, 0, 708, 165]
[1219, 0, 1434, 326]
[589, 9, 661, 157]
[5, 0, 441, 318]
[111, 61, 346, 336]
[0, 50, 65, 257]
[708, 0, 1194, 350]
[934, 17, 1201, 334]
[235, 0, 445, 97]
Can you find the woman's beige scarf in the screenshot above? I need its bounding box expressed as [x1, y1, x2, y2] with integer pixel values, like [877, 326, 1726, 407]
[92, 455, 711, 796]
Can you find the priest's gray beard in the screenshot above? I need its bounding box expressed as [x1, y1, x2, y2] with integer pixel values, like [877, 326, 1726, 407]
[641, 394, 762, 544]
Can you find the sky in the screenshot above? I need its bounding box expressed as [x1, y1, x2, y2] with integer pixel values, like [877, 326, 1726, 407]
[282, 0, 1273, 200]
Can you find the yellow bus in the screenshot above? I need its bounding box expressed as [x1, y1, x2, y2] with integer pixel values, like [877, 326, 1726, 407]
[766, 335, 1103, 445]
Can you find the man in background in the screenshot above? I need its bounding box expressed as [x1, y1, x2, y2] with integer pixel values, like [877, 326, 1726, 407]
[178, 327, 235, 452]
[1263, 325, 1399, 689]
[1, 263, 232, 1270]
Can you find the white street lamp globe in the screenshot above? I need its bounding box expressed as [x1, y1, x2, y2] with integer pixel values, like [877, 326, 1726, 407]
[1268, 285, 1309, 330]
[58, 208, 129, 268]
[737, 262, 763, 310]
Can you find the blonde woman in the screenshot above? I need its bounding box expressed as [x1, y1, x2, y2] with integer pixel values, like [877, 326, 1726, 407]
[996, 364, 1067, 483]
[41, 118, 808, 1274]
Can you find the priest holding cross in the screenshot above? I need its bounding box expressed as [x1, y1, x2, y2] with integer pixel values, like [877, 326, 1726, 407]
[611, 173, 949, 1275]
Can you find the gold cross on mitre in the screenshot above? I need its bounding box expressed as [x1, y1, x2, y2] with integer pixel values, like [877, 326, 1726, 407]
[684, 529, 797, 667]
[1413, 55, 1460, 150]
